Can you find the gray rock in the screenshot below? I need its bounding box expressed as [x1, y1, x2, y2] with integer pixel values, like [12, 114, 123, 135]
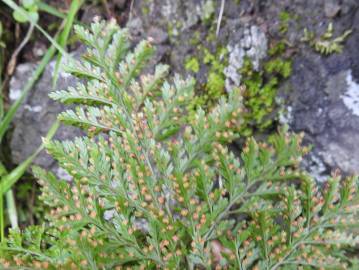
[301, 152, 329, 182]
[9, 54, 83, 178]
[224, 24, 267, 91]
[113, 0, 126, 8]
[225, 45, 245, 90]
[160, 0, 208, 33]
[126, 17, 144, 38]
[148, 27, 168, 44]
[284, 11, 359, 175]
[324, 0, 341, 18]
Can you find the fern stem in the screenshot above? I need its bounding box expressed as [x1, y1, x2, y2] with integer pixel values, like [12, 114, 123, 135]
[5, 190, 18, 229]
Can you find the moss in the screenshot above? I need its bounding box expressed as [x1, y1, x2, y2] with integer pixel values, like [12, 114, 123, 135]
[279, 11, 290, 34]
[175, 21, 183, 30]
[167, 22, 181, 40]
[203, 47, 214, 64]
[268, 41, 287, 56]
[186, 46, 228, 120]
[201, 0, 215, 23]
[142, 6, 150, 15]
[242, 72, 278, 135]
[203, 47, 228, 101]
[204, 17, 220, 43]
[239, 42, 293, 135]
[183, 8, 295, 137]
[207, 72, 225, 99]
[187, 95, 207, 121]
[302, 23, 352, 55]
[167, 24, 174, 38]
[264, 58, 292, 78]
[185, 57, 200, 73]
[185, 36, 293, 137]
[189, 31, 201, 46]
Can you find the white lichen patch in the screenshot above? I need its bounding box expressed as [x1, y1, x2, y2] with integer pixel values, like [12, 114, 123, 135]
[49, 58, 72, 79]
[9, 63, 36, 101]
[9, 88, 22, 101]
[224, 25, 267, 92]
[341, 70, 359, 116]
[24, 105, 42, 112]
[278, 105, 293, 125]
[307, 153, 328, 183]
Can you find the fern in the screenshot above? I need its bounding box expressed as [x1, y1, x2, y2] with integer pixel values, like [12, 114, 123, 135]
[0, 20, 358, 270]
[302, 23, 352, 55]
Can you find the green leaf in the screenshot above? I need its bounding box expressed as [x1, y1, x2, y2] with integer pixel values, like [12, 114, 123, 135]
[52, 0, 83, 87]
[12, 9, 28, 23]
[22, 0, 36, 9]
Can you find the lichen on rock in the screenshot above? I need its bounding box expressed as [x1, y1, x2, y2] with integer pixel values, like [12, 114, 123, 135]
[224, 24, 268, 92]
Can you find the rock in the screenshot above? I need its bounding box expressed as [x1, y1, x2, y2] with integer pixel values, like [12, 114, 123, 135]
[113, 0, 126, 8]
[324, 0, 341, 18]
[283, 10, 359, 176]
[341, 71, 359, 117]
[224, 24, 267, 91]
[301, 152, 329, 182]
[32, 41, 47, 58]
[147, 27, 168, 44]
[9, 53, 83, 178]
[225, 45, 245, 90]
[246, 25, 268, 69]
[126, 17, 144, 41]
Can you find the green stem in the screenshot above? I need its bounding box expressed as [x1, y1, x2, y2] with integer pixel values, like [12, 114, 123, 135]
[53, 0, 83, 87]
[0, 162, 6, 242]
[5, 190, 18, 229]
[0, 37, 57, 142]
[0, 181, 3, 243]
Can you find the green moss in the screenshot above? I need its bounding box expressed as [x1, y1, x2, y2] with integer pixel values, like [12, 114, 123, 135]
[142, 6, 150, 15]
[279, 11, 290, 34]
[203, 47, 228, 101]
[206, 32, 216, 43]
[141, 0, 151, 15]
[201, 0, 215, 23]
[185, 37, 293, 137]
[167, 22, 181, 40]
[207, 72, 225, 99]
[239, 43, 293, 135]
[185, 57, 200, 73]
[186, 46, 228, 120]
[167, 24, 174, 38]
[203, 48, 214, 64]
[268, 41, 287, 56]
[184, 8, 295, 136]
[279, 11, 290, 22]
[242, 72, 278, 134]
[187, 95, 207, 121]
[205, 20, 219, 43]
[264, 58, 292, 78]
[302, 23, 352, 55]
[175, 21, 183, 30]
[189, 31, 201, 46]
